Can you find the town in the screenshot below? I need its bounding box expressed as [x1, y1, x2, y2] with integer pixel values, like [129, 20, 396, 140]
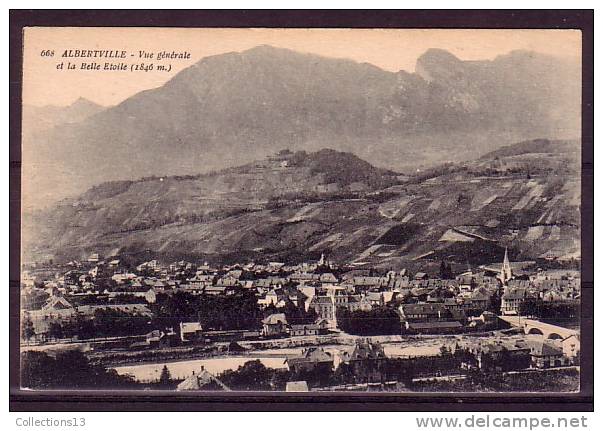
[20, 250, 581, 392]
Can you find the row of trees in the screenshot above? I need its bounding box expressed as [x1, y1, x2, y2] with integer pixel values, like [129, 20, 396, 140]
[23, 289, 317, 342]
[151, 290, 318, 334]
[151, 291, 264, 333]
[336, 307, 401, 336]
[21, 308, 152, 342]
[519, 298, 580, 320]
[47, 309, 151, 341]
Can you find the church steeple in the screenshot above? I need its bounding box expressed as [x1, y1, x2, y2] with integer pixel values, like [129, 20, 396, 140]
[500, 247, 513, 285]
[318, 253, 325, 266]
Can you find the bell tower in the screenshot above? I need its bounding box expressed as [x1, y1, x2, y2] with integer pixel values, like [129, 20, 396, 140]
[500, 247, 513, 286]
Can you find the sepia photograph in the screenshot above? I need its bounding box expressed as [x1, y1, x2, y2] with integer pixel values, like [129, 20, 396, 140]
[11, 12, 592, 407]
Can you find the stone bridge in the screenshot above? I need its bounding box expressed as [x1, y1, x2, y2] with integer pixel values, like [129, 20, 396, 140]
[499, 316, 578, 340]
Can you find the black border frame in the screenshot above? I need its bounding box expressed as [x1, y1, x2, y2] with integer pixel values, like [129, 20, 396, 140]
[9, 9, 594, 412]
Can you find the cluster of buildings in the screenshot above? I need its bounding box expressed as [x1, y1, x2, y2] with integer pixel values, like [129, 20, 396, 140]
[176, 340, 388, 392]
[21, 249, 580, 343]
[461, 333, 581, 371]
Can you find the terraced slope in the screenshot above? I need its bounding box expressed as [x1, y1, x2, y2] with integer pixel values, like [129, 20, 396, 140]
[23, 141, 580, 267]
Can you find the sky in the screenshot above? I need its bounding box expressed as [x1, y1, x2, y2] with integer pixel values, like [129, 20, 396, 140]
[23, 27, 581, 107]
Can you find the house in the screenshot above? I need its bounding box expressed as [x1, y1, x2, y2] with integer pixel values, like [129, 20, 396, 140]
[258, 289, 287, 308]
[285, 289, 307, 308]
[131, 329, 178, 349]
[153, 280, 166, 291]
[470, 341, 532, 371]
[87, 253, 100, 263]
[410, 287, 430, 301]
[560, 334, 580, 363]
[351, 277, 384, 289]
[398, 303, 451, 321]
[366, 291, 385, 307]
[319, 273, 338, 286]
[176, 367, 230, 391]
[204, 285, 236, 296]
[542, 290, 564, 302]
[43, 295, 74, 311]
[111, 273, 137, 284]
[398, 302, 466, 333]
[22, 295, 77, 336]
[261, 313, 288, 337]
[414, 272, 429, 281]
[191, 274, 215, 284]
[144, 288, 157, 303]
[267, 262, 285, 272]
[63, 270, 84, 286]
[406, 321, 463, 334]
[529, 340, 566, 368]
[179, 322, 203, 342]
[330, 291, 361, 312]
[442, 298, 463, 312]
[289, 324, 319, 337]
[108, 287, 156, 303]
[286, 347, 333, 373]
[179, 283, 205, 296]
[88, 266, 99, 278]
[285, 381, 309, 392]
[226, 269, 243, 279]
[314, 318, 330, 334]
[500, 288, 529, 315]
[147, 328, 177, 347]
[215, 277, 241, 289]
[470, 287, 492, 311]
[336, 340, 386, 382]
[136, 260, 159, 273]
[290, 272, 320, 283]
[308, 296, 335, 321]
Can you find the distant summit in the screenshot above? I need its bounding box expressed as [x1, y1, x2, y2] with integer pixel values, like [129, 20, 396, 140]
[23, 97, 104, 136]
[23, 45, 580, 208]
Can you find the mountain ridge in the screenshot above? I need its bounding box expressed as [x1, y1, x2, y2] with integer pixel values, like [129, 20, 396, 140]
[23, 142, 580, 268]
[22, 45, 581, 210]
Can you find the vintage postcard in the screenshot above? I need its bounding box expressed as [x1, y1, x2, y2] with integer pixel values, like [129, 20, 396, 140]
[19, 27, 582, 394]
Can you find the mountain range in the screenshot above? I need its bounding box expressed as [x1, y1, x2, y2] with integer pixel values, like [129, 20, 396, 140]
[23, 141, 581, 267]
[22, 45, 580, 210]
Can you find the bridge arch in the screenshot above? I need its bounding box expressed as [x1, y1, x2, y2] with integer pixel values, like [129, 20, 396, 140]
[499, 316, 578, 340]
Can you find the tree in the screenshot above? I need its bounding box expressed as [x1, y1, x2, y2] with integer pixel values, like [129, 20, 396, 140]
[488, 288, 502, 314]
[439, 260, 454, 279]
[219, 360, 275, 391]
[21, 316, 36, 341]
[47, 321, 64, 340]
[519, 298, 541, 318]
[159, 365, 172, 387]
